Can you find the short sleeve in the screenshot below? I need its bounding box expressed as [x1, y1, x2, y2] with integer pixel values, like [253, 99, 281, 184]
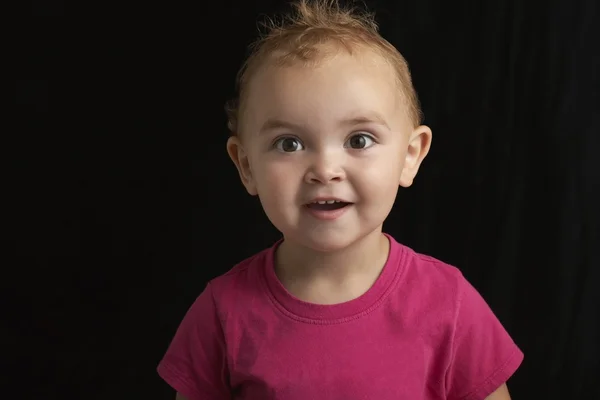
[157, 283, 231, 400]
[445, 276, 524, 400]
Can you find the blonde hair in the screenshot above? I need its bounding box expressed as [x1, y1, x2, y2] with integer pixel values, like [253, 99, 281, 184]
[225, 0, 422, 135]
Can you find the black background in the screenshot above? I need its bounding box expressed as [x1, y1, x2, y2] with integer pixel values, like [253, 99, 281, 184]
[15, 0, 599, 398]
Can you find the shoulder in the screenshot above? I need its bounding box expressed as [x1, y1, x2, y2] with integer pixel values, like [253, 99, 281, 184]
[388, 239, 514, 345]
[406, 248, 465, 284]
[391, 242, 523, 399]
[396, 242, 469, 309]
[202, 244, 275, 316]
[209, 244, 271, 291]
[157, 245, 276, 395]
[397, 243, 506, 329]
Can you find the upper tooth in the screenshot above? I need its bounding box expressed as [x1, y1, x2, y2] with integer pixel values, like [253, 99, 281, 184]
[316, 200, 339, 204]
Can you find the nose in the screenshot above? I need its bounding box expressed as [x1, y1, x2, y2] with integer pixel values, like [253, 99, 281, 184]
[304, 150, 346, 184]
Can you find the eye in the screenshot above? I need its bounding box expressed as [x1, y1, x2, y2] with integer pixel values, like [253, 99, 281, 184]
[345, 133, 375, 149]
[274, 137, 304, 152]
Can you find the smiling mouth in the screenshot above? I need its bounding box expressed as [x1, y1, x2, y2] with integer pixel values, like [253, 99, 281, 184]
[305, 200, 352, 211]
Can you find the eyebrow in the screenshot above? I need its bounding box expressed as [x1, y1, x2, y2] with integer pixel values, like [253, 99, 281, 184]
[259, 119, 302, 134]
[344, 113, 390, 130]
[259, 112, 390, 134]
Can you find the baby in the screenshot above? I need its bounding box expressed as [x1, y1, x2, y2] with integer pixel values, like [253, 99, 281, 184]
[158, 1, 524, 399]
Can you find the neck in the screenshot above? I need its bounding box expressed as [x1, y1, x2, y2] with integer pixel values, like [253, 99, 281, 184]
[275, 228, 389, 284]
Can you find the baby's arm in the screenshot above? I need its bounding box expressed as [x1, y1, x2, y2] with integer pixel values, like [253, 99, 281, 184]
[445, 274, 523, 400]
[485, 383, 511, 400]
[157, 283, 231, 400]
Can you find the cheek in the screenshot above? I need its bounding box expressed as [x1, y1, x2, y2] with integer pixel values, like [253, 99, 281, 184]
[354, 150, 404, 187]
[253, 159, 299, 195]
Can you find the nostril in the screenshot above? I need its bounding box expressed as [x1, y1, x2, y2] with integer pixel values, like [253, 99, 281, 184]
[305, 168, 344, 183]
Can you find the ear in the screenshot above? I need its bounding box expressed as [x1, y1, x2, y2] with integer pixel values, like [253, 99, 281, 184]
[226, 136, 258, 195]
[399, 125, 433, 188]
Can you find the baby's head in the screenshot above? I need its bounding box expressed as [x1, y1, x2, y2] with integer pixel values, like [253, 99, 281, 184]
[226, 0, 432, 251]
[226, 0, 422, 135]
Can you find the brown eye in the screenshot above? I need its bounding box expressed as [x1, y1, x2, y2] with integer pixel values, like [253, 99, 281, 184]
[275, 137, 304, 152]
[346, 134, 374, 149]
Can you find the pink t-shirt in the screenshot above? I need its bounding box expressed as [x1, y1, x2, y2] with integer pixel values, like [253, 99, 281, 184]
[158, 235, 523, 399]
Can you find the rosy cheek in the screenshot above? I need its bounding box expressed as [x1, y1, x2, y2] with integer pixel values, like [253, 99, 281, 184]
[258, 160, 293, 182]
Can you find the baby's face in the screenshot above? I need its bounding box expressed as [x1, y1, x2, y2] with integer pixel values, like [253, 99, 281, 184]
[228, 49, 430, 252]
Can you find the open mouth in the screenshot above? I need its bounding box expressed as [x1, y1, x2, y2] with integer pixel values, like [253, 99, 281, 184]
[305, 200, 352, 211]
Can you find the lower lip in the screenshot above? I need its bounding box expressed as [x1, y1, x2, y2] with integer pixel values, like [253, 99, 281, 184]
[303, 204, 352, 221]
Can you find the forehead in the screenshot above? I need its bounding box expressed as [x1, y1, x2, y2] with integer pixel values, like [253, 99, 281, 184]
[242, 49, 406, 135]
